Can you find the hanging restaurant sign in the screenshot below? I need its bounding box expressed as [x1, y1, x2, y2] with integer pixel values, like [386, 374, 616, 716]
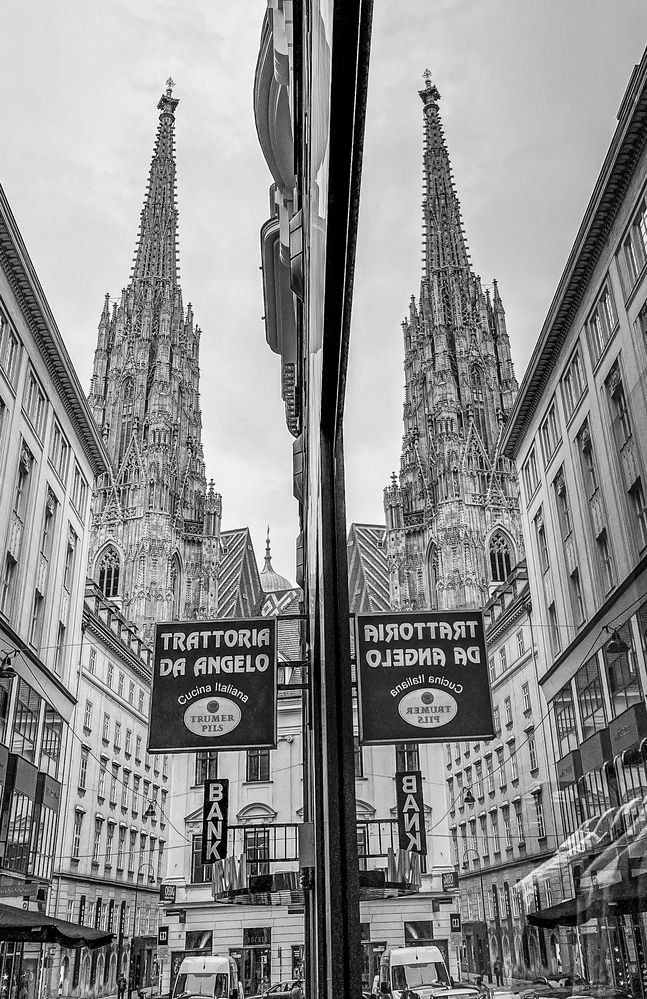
[356, 610, 492, 744]
[149, 618, 277, 752]
[201, 779, 230, 864]
[395, 771, 427, 855]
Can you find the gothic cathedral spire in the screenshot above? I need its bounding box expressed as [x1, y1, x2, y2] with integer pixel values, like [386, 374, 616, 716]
[384, 74, 523, 612]
[88, 82, 221, 639]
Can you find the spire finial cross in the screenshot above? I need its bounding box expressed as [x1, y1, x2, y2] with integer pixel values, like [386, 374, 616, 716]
[166, 76, 175, 97]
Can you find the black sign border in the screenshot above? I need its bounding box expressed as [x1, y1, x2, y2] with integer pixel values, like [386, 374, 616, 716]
[355, 610, 494, 746]
[148, 617, 279, 753]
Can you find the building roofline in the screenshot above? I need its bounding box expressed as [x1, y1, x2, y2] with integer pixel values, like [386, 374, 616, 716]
[501, 46, 647, 459]
[0, 183, 110, 476]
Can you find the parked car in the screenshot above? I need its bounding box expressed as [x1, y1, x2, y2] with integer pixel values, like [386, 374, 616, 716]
[247, 981, 305, 999]
[518, 976, 630, 999]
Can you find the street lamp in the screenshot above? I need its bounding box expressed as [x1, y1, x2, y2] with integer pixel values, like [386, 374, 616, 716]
[462, 848, 491, 983]
[128, 862, 156, 999]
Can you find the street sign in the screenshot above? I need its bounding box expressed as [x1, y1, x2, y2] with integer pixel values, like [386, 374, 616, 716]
[450, 913, 462, 933]
[158, 926, 169, 946]
[442, 871, 459, 891]
[395, 771, 427, 855]
[201, 779, 229, 864]
[356, 611, 493, 744]
[159, 884, 177, 904]
[149, 618, 277, 751]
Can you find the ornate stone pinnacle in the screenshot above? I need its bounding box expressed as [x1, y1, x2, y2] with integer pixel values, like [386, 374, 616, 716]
[422, 69, 432, 87]
[166, 77, 175, 97]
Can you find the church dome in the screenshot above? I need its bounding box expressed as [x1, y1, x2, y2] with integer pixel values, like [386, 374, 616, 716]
[260, 527, 294, 592]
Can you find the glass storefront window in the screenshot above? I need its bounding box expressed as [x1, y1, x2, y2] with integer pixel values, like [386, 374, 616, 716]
[11, 680, 40, 763]
[554, 682, 579, 756]
[603, 622, 641, 717]
[575, 655, 607, 740]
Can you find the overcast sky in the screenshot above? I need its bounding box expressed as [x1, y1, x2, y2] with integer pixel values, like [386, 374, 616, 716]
[1, 2, 646, 581]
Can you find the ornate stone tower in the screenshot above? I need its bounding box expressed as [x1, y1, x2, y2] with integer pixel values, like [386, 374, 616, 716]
[88, 80, 222, 638]
[384, 73, 523, 611]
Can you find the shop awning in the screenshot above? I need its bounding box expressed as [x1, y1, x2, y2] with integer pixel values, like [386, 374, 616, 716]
[528, 871, 647, 928]
[0, 904, 112, 949]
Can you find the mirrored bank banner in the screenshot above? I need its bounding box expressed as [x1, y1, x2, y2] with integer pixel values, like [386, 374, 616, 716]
[356, 610, 493, 744]
[148, 618, 277, 751]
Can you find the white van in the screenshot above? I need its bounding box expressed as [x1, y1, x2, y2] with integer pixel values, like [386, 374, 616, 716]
[379, 946, 480, 999]
[172, 955, 243, 999]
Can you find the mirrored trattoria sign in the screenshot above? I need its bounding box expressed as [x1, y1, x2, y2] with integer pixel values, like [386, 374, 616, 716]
[356, 610, 493, 744]
[148, 618, 277, 752]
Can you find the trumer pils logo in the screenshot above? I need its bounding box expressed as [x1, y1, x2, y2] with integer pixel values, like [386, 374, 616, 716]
[183, 696, 242, 736]
[398, 687, 458, 728]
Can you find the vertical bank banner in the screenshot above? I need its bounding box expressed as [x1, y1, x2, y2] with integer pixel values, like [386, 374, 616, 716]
[395, 771, 427, 855]
[201, 779, 229, 865]
[356, 610, 493, 744]
[148, 618, 277, 751]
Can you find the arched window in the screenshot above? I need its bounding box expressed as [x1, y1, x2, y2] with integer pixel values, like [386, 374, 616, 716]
[489, 531, 512, 583]
[118, 379, 135, 463]
[171, 554, 181, 618]
[98, 546, 120, 598]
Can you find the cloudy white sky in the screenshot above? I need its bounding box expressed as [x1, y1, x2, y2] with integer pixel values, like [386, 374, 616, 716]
[1, 2, 646, 580]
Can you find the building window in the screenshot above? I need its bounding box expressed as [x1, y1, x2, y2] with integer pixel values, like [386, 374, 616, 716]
[244, 827, 270, 877]
[92, 819, 102, 863]
[488, 657, 496, 684]
[596, 529, 615, 593]
[63, 528, 77, 592]
[40, 706, 62, 780]
[474, 762, 483, 799]
[98, 760, 106, 799]
[102, 713, 110, 742]
[493, 706, 500, 735]
[53, 622, 66, 676]
[510, 745, 519, 782]
[11, 679, 40, 763]
[118, 672, 124, 698]
[114, 721, 121, 750]
[24, 370, 47, 438]
[0, 313, 20, 384]
[195, 751, 218, 785]
[121, 772, 130, 809]
[499, 647, 507, 673]
[117, 827, 126, 869]
[50, 422, 69, 483]
[98, 547, 120, 599]
[190, 834, 212, 884]
[489, 532, 512, 583]
[534, 794, 546, 838]
[502, 807, 512, 849]
[587, 284, 617, 364]
[548, 602, 561, 657]
[540, 401, 560, 465]
[486, 756, 494, 793]
[603, 623, 641, 718]
[504, 696, 512, 726]
[105, 823, 114, 867]
[128, 681, 135, 705]
[514, 801, 525, 842]
[83, 700, 93, 731]
[354, 735, 364, 778]
[138, 690, 145, 713]
[247, 749, 270, 783]
[534, 509, 550, 573]
[40, 491, 58, 562]
[109, 766, 118, 805]
[553, 468, 572, 540]
[528, 738, 538, 772]
[568, 567, 585, 627]
[72, 812, 83, 860]
[490, 812, 500, 853]
[621, 200, 647, 288]
[88, 647, 97, 675]
[517, 630, 525, 657]
[71, 464, 88, 518]
[125, 729, 132, 756]
[395, 743, 420, 772]
[28, 591, 45, 649]
[575, 656, 606, 741]
[561, 347, 585, 419]
[132, 775, 141, 814]
[630, 478, 647, 551]
[0, 553, 17, 616]
[606, 365, 632, 450]
[522, 448, 539, 501]
[521, 682, 531, 713]
[135, 736, 142, 762]
[79, 750, 89, 791]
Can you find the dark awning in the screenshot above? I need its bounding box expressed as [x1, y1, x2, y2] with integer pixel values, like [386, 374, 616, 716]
[0, 903, 113, 949]
[528, 871, 647, 928]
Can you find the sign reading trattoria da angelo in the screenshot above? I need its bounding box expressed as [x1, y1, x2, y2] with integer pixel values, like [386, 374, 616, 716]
[356, 610, 493, 745]
[148, 618, 277, 752]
